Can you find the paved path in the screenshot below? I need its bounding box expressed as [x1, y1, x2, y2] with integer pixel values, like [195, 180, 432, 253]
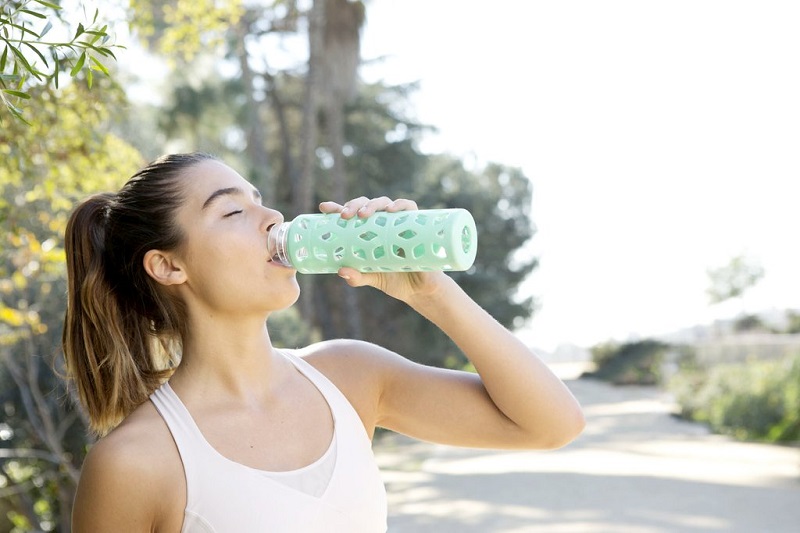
[373, 363, 800, 532]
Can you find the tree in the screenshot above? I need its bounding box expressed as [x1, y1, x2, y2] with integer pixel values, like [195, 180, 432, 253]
[706, 254, 765, 305]
[0, 78, 143, 532]
[0, 0, 120, 123]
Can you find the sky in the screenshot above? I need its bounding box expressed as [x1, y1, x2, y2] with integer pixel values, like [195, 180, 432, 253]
[358, 0, 800, 351]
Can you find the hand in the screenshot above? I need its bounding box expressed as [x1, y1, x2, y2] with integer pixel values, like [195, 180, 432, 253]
[318, 196, 449, 302]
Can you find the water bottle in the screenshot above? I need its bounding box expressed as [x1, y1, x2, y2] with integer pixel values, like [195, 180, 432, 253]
[268, 208, 478, 274]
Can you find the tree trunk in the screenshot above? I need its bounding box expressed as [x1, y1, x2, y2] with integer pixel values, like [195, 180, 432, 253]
[318, 0, 365, 339]
[295, 0, 325, 217]
[234, 20, 274, 204]
[294, 0, 326, 323]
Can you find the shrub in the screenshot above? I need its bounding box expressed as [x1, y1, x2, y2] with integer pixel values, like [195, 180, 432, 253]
[584, 339, 669, 385]
[670, 354, 800, 443]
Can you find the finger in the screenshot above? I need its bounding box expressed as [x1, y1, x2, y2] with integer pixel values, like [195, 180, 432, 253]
[340, 196, 370, 219]
[384, 198, 418, 212]
[319, 201, 345, 213]
[337, 267, 373, 287]
[356, 196, 395, 217]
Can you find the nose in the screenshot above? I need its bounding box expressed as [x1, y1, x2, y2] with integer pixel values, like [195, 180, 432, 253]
[260, 206, 284, 233]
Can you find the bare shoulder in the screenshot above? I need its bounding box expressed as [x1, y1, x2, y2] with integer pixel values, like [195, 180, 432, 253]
[291, 339, 412, 435]
[73, 401, 184, 532]
[294, 338, 412, 384]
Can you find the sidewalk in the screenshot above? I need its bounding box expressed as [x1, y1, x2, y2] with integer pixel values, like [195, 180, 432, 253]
[373, 363, 800, 532]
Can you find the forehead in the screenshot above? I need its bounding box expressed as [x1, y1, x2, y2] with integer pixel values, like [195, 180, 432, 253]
[182, 160, 254, 206]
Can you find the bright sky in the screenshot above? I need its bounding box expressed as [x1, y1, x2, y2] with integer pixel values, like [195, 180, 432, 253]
[359, 0, 800, 350]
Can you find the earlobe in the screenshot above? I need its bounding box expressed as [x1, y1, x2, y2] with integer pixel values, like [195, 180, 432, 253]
[143, 250, 187, 286]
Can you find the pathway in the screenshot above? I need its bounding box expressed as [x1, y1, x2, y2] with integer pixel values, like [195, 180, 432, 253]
[373, 363, 800, 532]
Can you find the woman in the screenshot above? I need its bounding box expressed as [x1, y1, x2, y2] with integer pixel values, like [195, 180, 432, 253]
[63, 152, 584, 532]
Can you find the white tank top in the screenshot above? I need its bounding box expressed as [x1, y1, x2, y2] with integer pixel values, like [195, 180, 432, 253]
[150, 352, 388, 532]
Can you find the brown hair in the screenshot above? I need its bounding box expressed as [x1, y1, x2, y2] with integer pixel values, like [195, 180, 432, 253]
[62, 152, 215, 435]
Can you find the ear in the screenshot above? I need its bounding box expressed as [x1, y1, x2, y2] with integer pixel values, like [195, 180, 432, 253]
[143, 249, 187, 286]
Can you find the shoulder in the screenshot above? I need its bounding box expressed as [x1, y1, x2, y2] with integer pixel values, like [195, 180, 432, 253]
[72, 400, 184, 531]
[290, 339, 412, 434]
[293, 338, 412, 383]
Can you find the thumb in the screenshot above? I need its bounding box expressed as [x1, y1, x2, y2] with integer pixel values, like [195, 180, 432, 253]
[337, 267, 374, 288]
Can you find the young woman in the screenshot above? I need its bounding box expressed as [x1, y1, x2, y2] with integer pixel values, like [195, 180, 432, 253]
[63, 152, 584, 532]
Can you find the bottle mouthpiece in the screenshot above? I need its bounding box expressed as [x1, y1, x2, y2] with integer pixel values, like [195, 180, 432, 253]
[267, 222, 292, 266]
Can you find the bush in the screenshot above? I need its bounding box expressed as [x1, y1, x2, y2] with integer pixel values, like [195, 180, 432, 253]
[670, 354, 800, 443]
[584, 339, 669, 385]
[786, 310, 800, 334]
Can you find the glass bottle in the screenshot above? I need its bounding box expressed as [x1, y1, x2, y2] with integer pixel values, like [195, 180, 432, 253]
[268, 208, 477, 274]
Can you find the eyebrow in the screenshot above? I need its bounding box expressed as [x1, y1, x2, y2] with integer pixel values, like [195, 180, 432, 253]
[202, 186, 262, 210]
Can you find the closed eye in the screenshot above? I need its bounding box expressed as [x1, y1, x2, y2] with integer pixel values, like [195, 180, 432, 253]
[224, 209, 243, 218]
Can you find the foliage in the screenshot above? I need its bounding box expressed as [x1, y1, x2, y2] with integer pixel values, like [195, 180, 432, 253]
[0, 0, 120, 123]
[670, 353, 800, 443]
[0, 78, 143, 531]
[583, 339, 670, 385]
[130, 0, 246, 62]
[786, 310, 800, 334]
[732, 313, 767, 333]
[706, 254, 765, 305]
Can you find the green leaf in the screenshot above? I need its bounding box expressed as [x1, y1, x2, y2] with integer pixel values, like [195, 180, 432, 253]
[70, 51, 85, 77]
[86, 67, 93, 88]
[23, 43, 48, 68]
[0, 46, 7, 71]
[93, 8, 99, 24]
[8, 46, 42, 80]
[98, 47, 117, 60]
[74, 23, 85, 40]
[78, 43, 117, 61]
[2, 89, 31, 99]
[89, 56, 108, 75]
[20, 9, 47, 20]
[6, 22, 40, 38]
[5, 97, 25, 115]
[32, 0, 62, 10]
[39, 20, 52, 39]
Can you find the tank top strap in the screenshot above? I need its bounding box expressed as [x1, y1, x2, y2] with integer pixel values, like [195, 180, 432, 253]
[150, 382, 204, 489]
[281, 351, 368, 440]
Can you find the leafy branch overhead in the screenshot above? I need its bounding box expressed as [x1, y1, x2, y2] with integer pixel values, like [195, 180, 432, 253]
[0, 0, 121, 123]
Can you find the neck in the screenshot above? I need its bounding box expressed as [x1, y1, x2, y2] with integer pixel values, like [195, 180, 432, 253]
[169, 311, 283, 404]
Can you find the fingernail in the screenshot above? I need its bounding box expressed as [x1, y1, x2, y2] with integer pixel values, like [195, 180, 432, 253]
[339, 274, 351, 280]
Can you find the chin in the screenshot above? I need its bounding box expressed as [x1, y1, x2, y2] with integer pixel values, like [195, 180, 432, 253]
[269, 282, 301, 312]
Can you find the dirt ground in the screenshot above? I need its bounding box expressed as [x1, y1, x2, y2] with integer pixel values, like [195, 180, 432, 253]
[373, 363, 800, 532]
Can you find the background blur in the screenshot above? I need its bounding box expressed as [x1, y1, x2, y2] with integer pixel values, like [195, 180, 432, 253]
[1, 1, 798, 531]
[360, 0, 800, 352]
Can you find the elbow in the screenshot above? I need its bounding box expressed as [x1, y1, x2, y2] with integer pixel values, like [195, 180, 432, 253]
[550, 407, 586, 450]
[528, 404, 586, 451]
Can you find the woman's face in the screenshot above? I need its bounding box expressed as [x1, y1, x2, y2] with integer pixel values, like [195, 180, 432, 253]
[170, 159, 300, 318]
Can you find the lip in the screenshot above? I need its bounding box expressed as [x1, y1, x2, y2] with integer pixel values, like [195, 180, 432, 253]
[267, 258, 295, 271]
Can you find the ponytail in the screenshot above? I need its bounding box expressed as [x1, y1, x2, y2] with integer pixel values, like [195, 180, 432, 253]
[62, 194, 173, 435]
[62, 153, 210, 435]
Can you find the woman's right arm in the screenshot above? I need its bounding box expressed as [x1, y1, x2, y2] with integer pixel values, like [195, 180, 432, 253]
[72, 411, 185, 532]
[72, 438, 156, 531]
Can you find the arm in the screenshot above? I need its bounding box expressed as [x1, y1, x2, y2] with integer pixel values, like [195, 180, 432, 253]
[319, 197, 585, 450]
[73, 439, 157, 531]
[72, 411, 184, 532]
